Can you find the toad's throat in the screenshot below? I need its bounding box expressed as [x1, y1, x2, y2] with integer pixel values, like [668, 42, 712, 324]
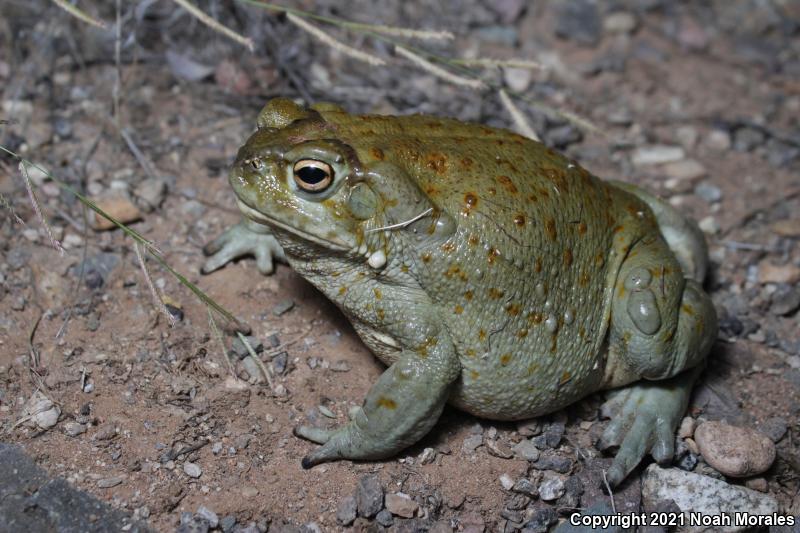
[235, 198, 351, 252]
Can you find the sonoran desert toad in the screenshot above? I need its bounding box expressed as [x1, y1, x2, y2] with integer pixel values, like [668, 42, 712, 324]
[203, 98, 717, 485]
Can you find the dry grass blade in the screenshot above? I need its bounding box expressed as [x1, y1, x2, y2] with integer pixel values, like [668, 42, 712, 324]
[453, 58, 542, 70]
[0, 192, 25, 225]
[50, 0, 109, 29]
[171, 0, 255, 52]
[341, 22, 453, 41]
[287, 13, 386, 66]
[237, 332, 274, 390]
[19, 162, 65, 255]
[209, 309, 237, 379]
[395, 46, 486, 90]
[498, 89, 540, 141]
[134, 242, 176, 327]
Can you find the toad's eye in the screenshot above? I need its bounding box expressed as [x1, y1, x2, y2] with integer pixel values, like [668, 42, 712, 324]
[293, 159, 333, 192]
[249, 159, 263, 171]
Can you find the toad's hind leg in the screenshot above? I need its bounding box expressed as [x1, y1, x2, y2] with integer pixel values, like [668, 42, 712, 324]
[600, 228, 717, 485]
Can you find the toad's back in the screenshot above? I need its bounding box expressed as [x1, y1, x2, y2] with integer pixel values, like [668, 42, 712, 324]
[318, 110, 661, 419]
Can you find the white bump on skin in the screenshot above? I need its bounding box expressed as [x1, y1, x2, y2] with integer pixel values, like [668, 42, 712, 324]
[368, 250, 387, 269]
[545, 315, 558, 333]
[535, 282, 546, 298]
[564, 309, 574, 325]
[358, 243, 368, 255]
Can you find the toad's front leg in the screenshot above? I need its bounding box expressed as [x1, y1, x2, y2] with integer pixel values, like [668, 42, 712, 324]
[295, 329, 460, 468]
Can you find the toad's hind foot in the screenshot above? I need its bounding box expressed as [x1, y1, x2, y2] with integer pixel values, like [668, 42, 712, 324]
[201, 219, 286, 275]
[598, 365, 702, 486]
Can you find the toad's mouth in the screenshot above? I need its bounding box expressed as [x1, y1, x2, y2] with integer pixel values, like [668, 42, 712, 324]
[235, 198, 351, 252]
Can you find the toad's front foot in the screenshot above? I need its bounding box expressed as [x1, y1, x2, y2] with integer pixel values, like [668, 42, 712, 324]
[202, 220, 286, 275]
[598, 366, 702, 486]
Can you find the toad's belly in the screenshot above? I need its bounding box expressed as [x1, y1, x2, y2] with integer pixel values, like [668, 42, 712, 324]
[446, 336, 608, 421]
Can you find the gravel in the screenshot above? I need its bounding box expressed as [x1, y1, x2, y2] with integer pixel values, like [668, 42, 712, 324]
[335, 495, 357, 526]
[538, 474, 566, 501]
[512, 438, 540, 461]
[384, 492, 418, 518]
[355, 475, 383, 518]
[554, 0, 601, 46]
[183, 462, 202, 478]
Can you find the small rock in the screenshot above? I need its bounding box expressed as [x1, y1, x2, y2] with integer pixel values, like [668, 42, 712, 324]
[532, 454, 573, 473]
[606, 107, 633, 126]
[516, 419, 541, 436]
[375, 509, 394, 527]
[759, 417, 788, 443]
[230, 335, 263, 359]
[64, 421, 87, 437]
[211, 442, 223, 455]
[545, 124, 583, 149]
[512, 439, 539, 461]
[733, 127, 766, 152]
[642, 464, 778, 529]
[706, 130, 732, 151]
[22, 391, 60, 430]
[770, 286, 800, 316]
[677, 417, 696, 438]
[329, 360, 351, 372]
[197, 506, 219, 529]
[675, 125, 699, 150]
[676, 452, 698, 471]
[503, 67, 532, 92]
[662, 159, 707, 181]
[356, 475, 383, 518]
[134, 177, 167, 212]
[745, 477, 768, 492]
[694, 182, 722, 203]
[524, 507, 557, 532]
[183, 462, 202, 478]
[385, 492, 418, 518]
[694, 421, 776, 477]
[419, 447, 437, 464]
[92, 197, 141, 230]
[698, 216, 720, 235]
[499, 473, 515, 491]
[220, 515, 237, 533]
[273, 299, 295, 316]
[538, 474, 565, 501]
[512, 478, 537, 498]
[462, 434, 483, 453]
[97, 476, 125, 488]
[603, 11, 638, 34]
[555, 0, 601, 46]
[771, 219, 800, 238]
[543, 421, 565, 448]
[486, 439, 513, 459]
[631, 145, 685, 166]
[759, 261, 800, 285]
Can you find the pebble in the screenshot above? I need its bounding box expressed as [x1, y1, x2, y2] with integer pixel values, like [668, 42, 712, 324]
[732, 127, 766, 152]
[375, 509, 394, 527]
[419, 447, 437, 464]
[677, 417, 696, 438]
[97, 476, 125, 488]
[23, 392, 61, 430]
[356, 475, 383, 518]
[554, 0, 601, 46]
[499, 473, 515, 490]
[196, 506, 219, 529]
[698, 216, 720, 235]
[516, 419, 541, 436]
[758, 261, 800, 284]
[603, 11, 638, 34]
[385, 492, 418, 518]
[694, 182, 722, 203]
[64, 421, 87, 437]
[538, 474, 565, 501]
[524, 507, 557, 532]
[134, 177, 167, 212]
[503, 67, 532, 92]
[336, 495, 357, 526]
[662, 159, 707, 181]
[706, 130, 732, 151]
[183, 462, 203, 478]
[211, 442, 223, 455]
[272, 299, 295, 316]
[220, 515, 237, 533]
[485, 439, 513, 459]
[642, 465, 778, 531]
[92, 197, 141, 230]
[462, 434, 483, 453]
[512, 478, 537, 498]
[745, 477, 768, 492]
[231, 335, 263, 359]
[694, 421, 776, 477]
[770, 285, 800, 316]
[759, 417, 788, 443]
[329, 360, 351, 372]
[532, 454, 573, 473]
[631, 145, 686, 166]
[512, 439, 539, 461]
[771, 219, 800, 238]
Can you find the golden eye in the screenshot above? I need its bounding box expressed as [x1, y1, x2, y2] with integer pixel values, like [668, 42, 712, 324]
[249, 159, 262, 171]
[293, 159, 333, 192]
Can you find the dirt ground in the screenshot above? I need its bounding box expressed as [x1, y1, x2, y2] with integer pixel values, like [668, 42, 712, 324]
[1, 0, 799, 531]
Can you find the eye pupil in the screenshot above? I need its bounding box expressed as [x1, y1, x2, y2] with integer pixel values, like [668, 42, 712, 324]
[297, 166, 328, 185]
[293, 159, 333, 192]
